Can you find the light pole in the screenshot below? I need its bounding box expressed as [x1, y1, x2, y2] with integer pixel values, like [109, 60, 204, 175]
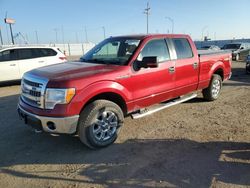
[54, 28, 58, 43]
[0, 27, 3, 45]
[35, 30, 39, 44]
[165, 17, 174, 34]
[102, 26, 106, 39]
[84, 26, 88, 42]
[143, 2, 150, 34]
[4, 17, 15, 44]
[201, 26, 208, 41]
[75, 31, 79, 43]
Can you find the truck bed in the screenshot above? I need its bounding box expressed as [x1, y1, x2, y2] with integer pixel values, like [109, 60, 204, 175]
[198, 50, 230, 56]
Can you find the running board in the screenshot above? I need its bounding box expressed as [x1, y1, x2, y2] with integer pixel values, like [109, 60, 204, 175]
[131, 93, 197, 119]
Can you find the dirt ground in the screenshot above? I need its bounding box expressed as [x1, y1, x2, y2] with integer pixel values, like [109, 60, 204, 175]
[0, 61, 249, 188]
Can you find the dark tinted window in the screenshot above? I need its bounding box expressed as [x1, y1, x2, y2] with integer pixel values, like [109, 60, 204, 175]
[173, 38, 193, 59]
[0, 49, 18, 62]
[40, 48, 57, 56]
[32, 48, 57, 58]
[222, 44, 240, 50]
[18, 49, 33, 60]
[138, 39, 170, 62]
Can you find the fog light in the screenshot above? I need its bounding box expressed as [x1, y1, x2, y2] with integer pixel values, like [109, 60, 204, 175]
[47, 121, 56, 130]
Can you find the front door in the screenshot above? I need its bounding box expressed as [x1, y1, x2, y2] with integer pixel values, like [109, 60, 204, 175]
[0, 49, 20, 82]
[130, 38, 176, 109]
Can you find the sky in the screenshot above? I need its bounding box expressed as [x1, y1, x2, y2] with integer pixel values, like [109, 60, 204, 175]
[0, 0, 249, 44]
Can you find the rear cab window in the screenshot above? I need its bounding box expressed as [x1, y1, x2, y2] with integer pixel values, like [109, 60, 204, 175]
[172, 38, 193, 59]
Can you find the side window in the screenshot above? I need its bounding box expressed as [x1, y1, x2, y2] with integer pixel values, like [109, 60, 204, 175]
[44, 49, 57, 56]
[173, 38, 193, 59]
[18, 49, 33, 60]
[138, 39, 170, 62]
[33, 48, 57, 58]
[0, 50, 18, 62]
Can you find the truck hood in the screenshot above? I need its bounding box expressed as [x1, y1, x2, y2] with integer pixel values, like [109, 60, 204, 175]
[30, 61, 123, 81]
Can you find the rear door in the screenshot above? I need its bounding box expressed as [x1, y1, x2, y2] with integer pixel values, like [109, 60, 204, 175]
[38, 48, 62, 66]
[0, 49, 20, 82]
[171, 38, 199, 96]
[17, 48, 45, 77]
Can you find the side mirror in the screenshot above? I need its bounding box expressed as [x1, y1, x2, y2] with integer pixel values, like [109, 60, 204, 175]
[140, 56, 158, 68]
[133, 56, 158, 71]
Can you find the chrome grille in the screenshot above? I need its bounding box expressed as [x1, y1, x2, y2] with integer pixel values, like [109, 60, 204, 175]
[21, 73, 48, 109]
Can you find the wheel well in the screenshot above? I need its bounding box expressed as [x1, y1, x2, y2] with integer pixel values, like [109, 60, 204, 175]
[214, 68, 224, 80]
[84, 92, 127, 115]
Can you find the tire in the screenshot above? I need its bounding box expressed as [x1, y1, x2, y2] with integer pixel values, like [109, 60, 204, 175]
[77, 99, 124, 149]
[202, 74, 222, 101]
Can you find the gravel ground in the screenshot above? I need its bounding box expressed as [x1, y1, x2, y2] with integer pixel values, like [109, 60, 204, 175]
[0, 61, 249, 188]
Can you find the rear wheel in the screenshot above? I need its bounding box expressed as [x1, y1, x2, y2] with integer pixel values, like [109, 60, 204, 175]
[202, 74, 222, 101]
[77, 100, 124, 149]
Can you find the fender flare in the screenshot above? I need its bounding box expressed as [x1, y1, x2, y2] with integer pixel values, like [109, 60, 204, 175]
[69, 81, 132, 114]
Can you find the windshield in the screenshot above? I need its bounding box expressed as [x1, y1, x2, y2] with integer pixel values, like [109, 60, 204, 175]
[80, 37, 141, 65]
[222, 44, 241, 50]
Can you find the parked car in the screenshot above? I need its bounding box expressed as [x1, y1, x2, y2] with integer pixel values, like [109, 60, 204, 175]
[17, 34, 232, 149]
[246, 55, 250, 74]
[221, 43, 250, 61]
[199, 45, 220, 51]
[0, 46, 67, 83]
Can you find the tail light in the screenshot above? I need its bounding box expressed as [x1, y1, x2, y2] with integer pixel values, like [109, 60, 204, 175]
[59, 56, 67, 61]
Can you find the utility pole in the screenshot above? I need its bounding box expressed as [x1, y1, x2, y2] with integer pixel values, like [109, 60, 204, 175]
[0, 27, 3, 45]
[143, 2, 150, 34]
[35, 30, 39, 44]
[165, 17, 174, 34]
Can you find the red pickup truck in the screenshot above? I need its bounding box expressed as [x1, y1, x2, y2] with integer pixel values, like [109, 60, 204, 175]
[18, 34, 231, 148]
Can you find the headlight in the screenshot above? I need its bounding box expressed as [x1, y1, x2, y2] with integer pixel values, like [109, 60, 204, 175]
[45, 88, 75, 109]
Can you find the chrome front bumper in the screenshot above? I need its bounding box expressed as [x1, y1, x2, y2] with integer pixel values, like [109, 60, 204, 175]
[18, 105, 79, 134]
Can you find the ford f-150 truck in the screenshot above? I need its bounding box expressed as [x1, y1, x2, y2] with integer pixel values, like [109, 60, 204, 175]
[18, 34, 231, 148]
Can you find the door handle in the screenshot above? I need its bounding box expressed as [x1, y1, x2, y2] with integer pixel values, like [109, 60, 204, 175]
[38, 61, 44, 63]
[10, 64, 16, 66]
[193, 62, 198, 69]
[168, 66, 175, 73]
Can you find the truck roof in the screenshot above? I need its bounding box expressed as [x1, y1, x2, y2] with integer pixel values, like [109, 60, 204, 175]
[110, 34, 190, 40]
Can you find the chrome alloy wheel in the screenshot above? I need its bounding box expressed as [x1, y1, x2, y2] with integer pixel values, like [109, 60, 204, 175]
[211, 79, 221, 98]
[92, 111, 118, 141]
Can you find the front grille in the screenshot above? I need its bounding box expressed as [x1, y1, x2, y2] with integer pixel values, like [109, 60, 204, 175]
[21, 74, 48, 109]
[23, 79, 41, 87]
[29, 90, 41, 97]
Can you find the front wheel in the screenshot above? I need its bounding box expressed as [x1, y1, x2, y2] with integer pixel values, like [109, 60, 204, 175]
[77, 100, 124, 149]
[202, 74, 222, 101]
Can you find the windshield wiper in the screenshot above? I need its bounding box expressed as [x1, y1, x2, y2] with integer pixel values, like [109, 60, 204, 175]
[89, 59, 111, 65]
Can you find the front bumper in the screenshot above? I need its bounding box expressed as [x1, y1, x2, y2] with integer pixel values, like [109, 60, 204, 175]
[17, 105, 79, 134]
